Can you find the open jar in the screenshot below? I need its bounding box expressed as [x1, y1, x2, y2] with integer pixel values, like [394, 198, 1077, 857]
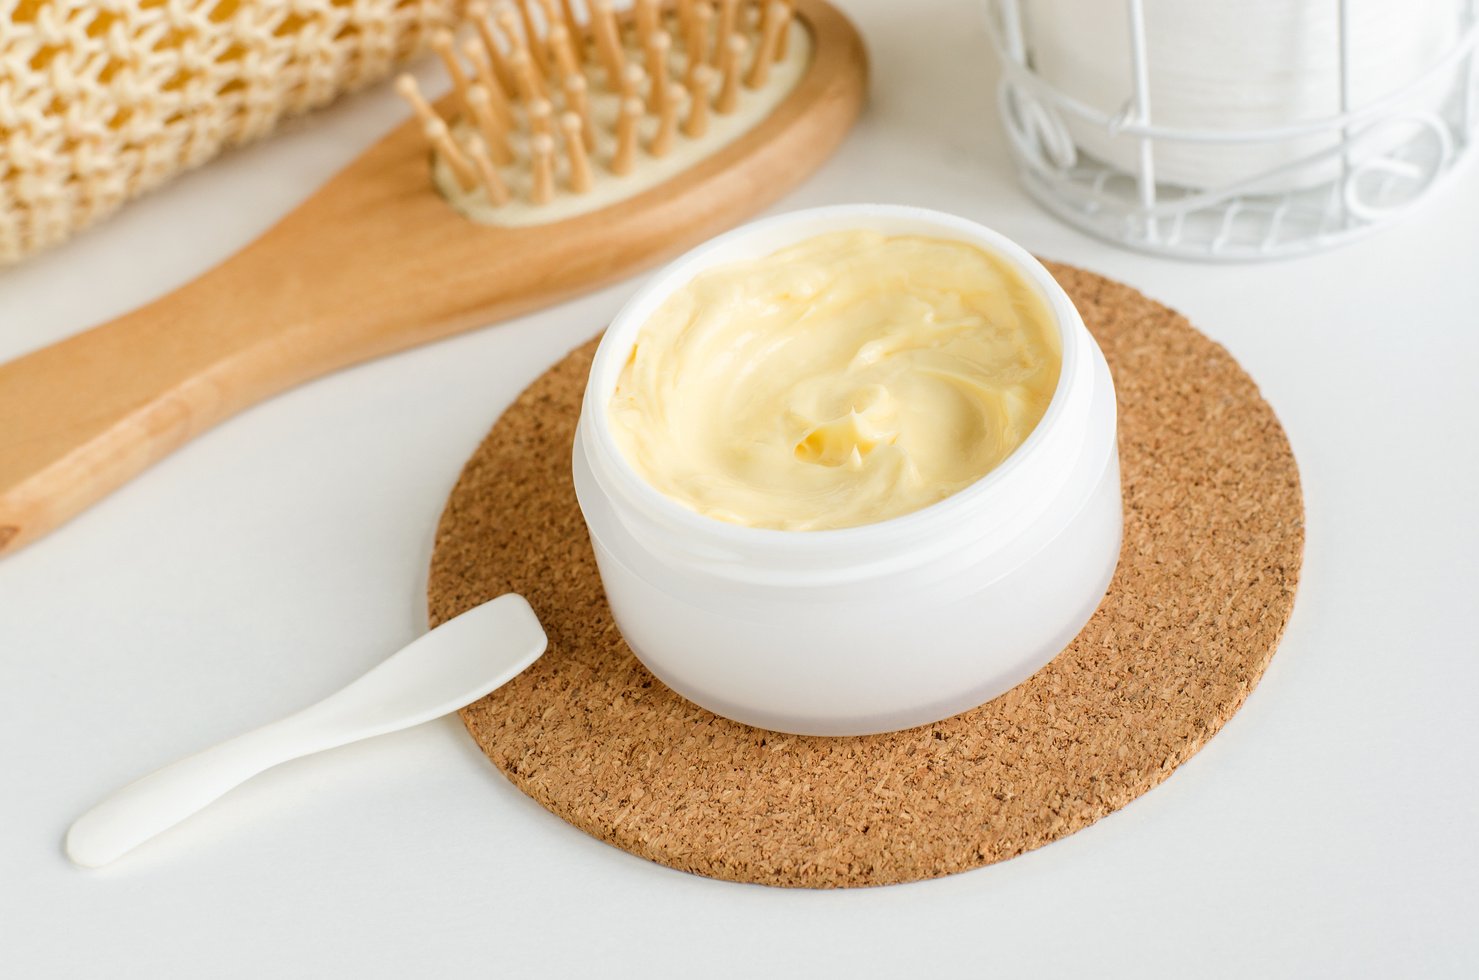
[573, 204, 1121, 736]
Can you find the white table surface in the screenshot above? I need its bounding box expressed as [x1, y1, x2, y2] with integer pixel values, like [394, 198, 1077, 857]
[4, 2, 1478, 976]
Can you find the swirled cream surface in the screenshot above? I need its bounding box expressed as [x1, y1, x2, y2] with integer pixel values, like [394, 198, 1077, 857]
[608, 231, 1062, 530]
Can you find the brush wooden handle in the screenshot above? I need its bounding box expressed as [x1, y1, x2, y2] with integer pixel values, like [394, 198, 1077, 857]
[0, 191, 476, 556]
[0, 0, 866, 557]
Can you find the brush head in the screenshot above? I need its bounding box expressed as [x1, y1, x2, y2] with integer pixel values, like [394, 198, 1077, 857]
[397, 0, 805, 225]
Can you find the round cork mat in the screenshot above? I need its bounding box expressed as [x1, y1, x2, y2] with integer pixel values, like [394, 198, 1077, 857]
[427, 262, 1304, 889]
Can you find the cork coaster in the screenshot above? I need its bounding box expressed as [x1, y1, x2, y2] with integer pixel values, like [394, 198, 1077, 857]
[427, 263, 1304, 889]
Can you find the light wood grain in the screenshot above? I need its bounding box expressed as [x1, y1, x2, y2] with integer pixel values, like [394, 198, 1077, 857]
[0, 0, 866, 557]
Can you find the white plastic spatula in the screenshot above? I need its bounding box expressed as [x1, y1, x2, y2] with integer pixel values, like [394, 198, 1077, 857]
[65, 593, 547, 868]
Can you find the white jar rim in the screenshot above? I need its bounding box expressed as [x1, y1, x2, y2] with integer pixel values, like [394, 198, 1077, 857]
[578, 204, 1105, 586]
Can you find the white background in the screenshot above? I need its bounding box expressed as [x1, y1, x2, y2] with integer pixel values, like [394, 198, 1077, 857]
[3, 1, 1478, 976]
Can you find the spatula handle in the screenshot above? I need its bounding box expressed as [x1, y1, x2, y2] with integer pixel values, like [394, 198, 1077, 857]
[64, 595, 547, 867]
[63, 718, 312, 869]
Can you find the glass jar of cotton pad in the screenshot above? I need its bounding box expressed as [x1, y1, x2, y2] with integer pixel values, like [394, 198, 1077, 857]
[573, 205, 1121, 736]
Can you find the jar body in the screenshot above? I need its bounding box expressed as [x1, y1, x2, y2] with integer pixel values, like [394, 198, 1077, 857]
[572, 205, 1124, 736]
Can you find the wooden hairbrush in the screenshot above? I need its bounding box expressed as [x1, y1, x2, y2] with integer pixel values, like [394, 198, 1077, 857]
[0, 0, 866, 557]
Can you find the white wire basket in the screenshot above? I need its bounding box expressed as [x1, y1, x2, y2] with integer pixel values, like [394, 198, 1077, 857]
[985, 0, 1479, 260]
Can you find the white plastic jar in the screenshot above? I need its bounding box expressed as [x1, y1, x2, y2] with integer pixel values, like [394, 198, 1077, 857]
[573, 205, 1121, 736]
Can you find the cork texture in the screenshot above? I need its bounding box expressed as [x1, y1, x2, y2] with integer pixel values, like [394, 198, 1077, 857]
[427, 263, 1305, 888]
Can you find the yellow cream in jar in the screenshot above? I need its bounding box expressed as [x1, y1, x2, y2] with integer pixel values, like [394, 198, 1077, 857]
[608, 230, 1062, 530]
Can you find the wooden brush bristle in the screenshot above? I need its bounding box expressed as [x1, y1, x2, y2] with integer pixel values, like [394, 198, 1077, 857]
[398, 0, 802, 212]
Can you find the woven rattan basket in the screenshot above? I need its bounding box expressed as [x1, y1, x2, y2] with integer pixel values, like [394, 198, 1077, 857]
[0, 0, 462, 264]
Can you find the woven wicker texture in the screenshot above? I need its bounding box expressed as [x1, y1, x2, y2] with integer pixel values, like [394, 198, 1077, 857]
[0, 0, 460, 264]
